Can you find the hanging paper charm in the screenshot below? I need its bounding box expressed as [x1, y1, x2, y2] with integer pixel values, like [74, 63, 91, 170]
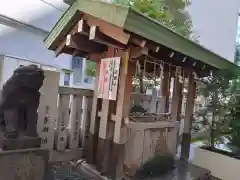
[160, 63, 164, 79]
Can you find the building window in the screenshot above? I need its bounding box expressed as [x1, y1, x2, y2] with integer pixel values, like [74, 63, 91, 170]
[84, 76, 94, 84]
[71, 56, 83, 85]
[64, 72, 70, 86]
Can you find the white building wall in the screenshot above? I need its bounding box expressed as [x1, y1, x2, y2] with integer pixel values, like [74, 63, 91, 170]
[0, 13, 94, 89]
[0, 24, 72, 69]
[187, 0, 240, 62]
[0, 55, 60, 88]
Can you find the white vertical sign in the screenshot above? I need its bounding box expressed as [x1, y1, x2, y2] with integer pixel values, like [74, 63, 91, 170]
[97, 57, 121, 100]
[38, 70, 60, 150]
[108, 57, 120, 100]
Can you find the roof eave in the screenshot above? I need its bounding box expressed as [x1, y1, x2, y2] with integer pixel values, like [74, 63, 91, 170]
[44, 0, 129, 50]
[124, 9, 240, 76]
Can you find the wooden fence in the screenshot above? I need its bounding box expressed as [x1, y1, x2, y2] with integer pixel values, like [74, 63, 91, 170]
[37, 70, 170, 163]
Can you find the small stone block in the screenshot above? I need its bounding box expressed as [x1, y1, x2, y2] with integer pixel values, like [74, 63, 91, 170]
[0, 148, 49, 180]
[0, 136, 41, 150]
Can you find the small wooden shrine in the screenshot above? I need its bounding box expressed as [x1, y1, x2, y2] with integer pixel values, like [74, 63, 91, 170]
[44, 0, 239, 179]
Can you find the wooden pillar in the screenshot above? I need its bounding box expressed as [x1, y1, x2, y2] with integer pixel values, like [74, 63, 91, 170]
[109, 49, 133, 179]
[167, 72, 182, 156]
[38, 70, 59, 150]
[87, 55, 101, 164]
[150, 88, 157, 113]
[96, 48, 115, 173]
[160, 68, 171, 113]
[180, 71, 196, 161]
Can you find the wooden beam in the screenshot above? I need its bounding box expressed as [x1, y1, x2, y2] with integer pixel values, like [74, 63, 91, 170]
[130, 36, 160, 52]
[55, 32, 108, 57]
[84, 14, 130, 45]
[130, 36, 146, 47]
[55, 42, 88, 57]
[66, 34, 107, 53]
[65, 19, 90, 36]
[87, 52, 106, 61]
[147, 43, 160, 52]
[76, 19, 90, 35]
[59, 87, 93, 97]
[130, 46, 148, 59]
[89, 25, 126, 49]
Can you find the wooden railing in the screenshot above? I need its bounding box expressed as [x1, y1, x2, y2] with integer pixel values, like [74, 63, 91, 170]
[38, 75, 167, 163]
[38, 80, 93, 162]
[55, 87, 93, 151]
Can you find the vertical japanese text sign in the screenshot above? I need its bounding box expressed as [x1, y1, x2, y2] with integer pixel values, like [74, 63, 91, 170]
[97, 57, 120, 100]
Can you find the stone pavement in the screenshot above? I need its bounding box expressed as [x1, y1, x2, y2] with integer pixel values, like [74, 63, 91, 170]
[0, 148, 49, 180]
[47, 160, 219, 180]
[142, 160, 210, 180]
[47, 163, 94, 180]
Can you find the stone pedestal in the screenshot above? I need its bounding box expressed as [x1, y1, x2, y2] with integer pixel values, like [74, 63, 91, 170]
[0, 135, 41, 150]
[0, 148, 49, 180]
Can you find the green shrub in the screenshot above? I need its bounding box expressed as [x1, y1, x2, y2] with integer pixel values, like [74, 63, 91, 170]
[135, 155, 174, 178]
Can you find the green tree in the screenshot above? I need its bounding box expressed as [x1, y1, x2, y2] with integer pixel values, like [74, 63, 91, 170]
[195, 74, 233, 148]
[85, 60, 96, 77]
[227, 43, 240, 152]
[86, 0, 196, 90]
[235, 44, 240, 65]
[112, 0, 195, 40]
[112, 0, 196, 93]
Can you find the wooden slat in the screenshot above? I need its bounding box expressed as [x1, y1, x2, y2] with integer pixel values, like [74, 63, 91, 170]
[98, 101, 109, 139]
[38, 70, 60, 150]
[159, 69, 171, 113]
[56, 94, 70, 151]
[81, 97, 93, 148]
[125, 119, 176, 130]
[149, 88, 157, 113]
[59, 87, 166, 102]
[68, 95, 83, 149]
[59, 87, 93, 96]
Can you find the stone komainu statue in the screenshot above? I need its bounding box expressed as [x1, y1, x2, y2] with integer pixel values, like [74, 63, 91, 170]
[0, 64, 45, 139]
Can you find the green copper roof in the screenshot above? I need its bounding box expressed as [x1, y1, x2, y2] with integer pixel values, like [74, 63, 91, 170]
[44, 0, 240, 76]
